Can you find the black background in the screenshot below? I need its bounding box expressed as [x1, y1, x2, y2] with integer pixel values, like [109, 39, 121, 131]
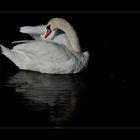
[0, 12, 139, 124]
[0, 1, 140, 136]
[1, 0, 140, 11]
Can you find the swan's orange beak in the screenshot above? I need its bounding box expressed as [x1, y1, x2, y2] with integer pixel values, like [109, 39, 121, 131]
[45, 29, 52, 38]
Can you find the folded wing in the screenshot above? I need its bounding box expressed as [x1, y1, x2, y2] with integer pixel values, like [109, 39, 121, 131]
[20, 25, 46, 40]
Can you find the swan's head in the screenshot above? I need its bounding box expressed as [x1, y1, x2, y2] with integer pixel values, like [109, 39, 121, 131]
[44, 18, 69, 38]
[43, 18, 81, 53]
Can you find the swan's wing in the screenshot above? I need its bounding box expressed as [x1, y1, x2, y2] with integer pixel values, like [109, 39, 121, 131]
[20, 25, 46, 40]
[11, 40, 35, 44]
[13, 41, 75, 63]
[5, 41, 85, 74]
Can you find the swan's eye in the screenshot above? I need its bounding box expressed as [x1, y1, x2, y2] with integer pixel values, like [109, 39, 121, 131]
[46, 24, 51, 30]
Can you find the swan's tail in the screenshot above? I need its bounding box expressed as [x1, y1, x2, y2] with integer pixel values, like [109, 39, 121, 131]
[0, 44, 10, 57]
[0, 44, 14, 64]
[0, 44, 19, 73]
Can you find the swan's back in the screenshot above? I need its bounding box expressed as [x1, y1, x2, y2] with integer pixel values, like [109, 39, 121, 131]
[13, 41, 72, 62]
[8, 41, 87, 74]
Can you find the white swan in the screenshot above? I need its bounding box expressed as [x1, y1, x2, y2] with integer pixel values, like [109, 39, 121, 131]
[0, 18, 89, 74]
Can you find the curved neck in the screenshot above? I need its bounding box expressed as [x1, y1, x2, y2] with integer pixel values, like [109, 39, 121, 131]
[57, 20, 81, 53]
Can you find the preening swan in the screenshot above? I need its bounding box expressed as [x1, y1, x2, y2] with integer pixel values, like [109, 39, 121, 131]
[0, 18, 89, 74]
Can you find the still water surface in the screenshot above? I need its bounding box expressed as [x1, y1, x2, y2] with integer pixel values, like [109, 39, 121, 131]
[0, 70, 89, 127]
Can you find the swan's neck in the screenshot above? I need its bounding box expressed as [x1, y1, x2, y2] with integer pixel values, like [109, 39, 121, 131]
[58, 21, 81, 53]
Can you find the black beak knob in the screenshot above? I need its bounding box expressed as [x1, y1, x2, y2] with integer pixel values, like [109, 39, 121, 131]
[46, 24, 51, 29]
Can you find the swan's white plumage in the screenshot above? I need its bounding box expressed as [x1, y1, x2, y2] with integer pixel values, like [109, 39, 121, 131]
[19, 25, 71, 48]
[20, 25, 46, 40]
[0, 18, 89, 74]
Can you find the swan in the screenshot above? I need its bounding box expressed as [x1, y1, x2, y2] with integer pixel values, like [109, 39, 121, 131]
[0, 18, 89, 74]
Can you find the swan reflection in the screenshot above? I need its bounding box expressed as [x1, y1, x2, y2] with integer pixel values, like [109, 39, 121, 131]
[5, 71, 86, 122]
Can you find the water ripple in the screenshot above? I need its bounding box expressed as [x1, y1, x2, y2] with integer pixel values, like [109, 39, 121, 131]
[4, 70, 87, 122]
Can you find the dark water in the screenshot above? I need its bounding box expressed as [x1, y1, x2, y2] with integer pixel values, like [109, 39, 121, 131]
[0, 70, 88, 127]
[0, 58, 138, 127]
[0, 13, 139, 128]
